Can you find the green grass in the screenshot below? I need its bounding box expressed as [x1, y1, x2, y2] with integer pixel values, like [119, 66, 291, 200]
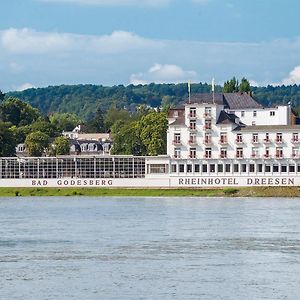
[0, 186, 300, 197]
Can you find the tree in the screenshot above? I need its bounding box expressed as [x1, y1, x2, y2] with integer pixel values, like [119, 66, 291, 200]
[223, 77, 239, 93]
[139, 111, 168, 156]
[25, 131, 49, 157]
[85, 106, 105, 132]
[49, 112, 82, 132]
[0, 90, 5, 102]
[0, 122, 16, 156]
[30, 118, 58, 137]
[50, 136, 70, 156]
[239, 77, 251, 93]
[0, 97, 40, 126]
[104, 106, 131, 130]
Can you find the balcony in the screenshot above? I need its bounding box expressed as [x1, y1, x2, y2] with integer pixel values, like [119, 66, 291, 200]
[172, 140, 181, 146]
[251, 139, 259, 144]
[219, 139, 228, 145]
[188, 139, 197, 146]
[264, 154, 271, 159]
[292, 153, 298, 159]
[203, 154, 212, 159]
[203, 125, 212, 131]
[187, 113, 197, 119]
[235, 139, 244, 145]
[219, 154, 227, 159]
[203, 139, 212, 146]
[189, 155, 197, 159]
[203, 112, 212, 119]
[275, 139, 283, 144]
[173, 155, 181, 159]
[263, 139, 271, 144]
[275, 154, 283, 159]
[188, 126, 197, 132]
[291, 139, 300, 144]
[251, 154, 259, 159]
[235, 155, 244, 159]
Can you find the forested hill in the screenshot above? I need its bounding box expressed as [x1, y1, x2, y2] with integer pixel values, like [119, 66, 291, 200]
[7, 83, 300, 120]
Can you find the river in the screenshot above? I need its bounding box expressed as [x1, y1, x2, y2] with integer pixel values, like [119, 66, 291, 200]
[0, 197, 300, 299]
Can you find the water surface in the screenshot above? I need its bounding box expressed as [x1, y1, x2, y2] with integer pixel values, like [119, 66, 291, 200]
[0, 197, 300, 299]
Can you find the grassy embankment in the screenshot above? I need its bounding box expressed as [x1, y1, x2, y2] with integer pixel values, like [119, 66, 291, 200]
[0, 187, 299, 197]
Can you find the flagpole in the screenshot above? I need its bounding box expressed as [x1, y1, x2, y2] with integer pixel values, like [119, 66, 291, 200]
[188, 80, 191, 104]
[212, 78, 215, 104]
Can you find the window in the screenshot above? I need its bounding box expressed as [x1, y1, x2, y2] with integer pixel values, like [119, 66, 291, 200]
[217, 164, 223, 173]
[276, 133, 283, 143]
[189, 133, 196, 144]
[252, 133, 258, 143]
[179, 164, 185, 173]
[289, 165, 295, 173]
[270, 111, 275, 116]
[264, 133, 270, 143]
[174, 148, 181, 159]
[202, 164, 208, 173]
[149, 164, 168, 174]
[264, 147, 270, 158]
[252, 147, 259, 158]
[209, 164, 215, 173]
[276, 147, 283, 159]
[189, 148, 196, 159]
[189, 120, 196, 130]
[233, 164, 239, 172]
[225, 164, 231, 173]
[220, 148, 227, 159]
[189, 107, 196, 118]
[236, 134, 243, 143]
[195, 164, 200, 173]
[204, 133, 212, 145]
[204, 107, 212, 117]
[298, 164, 300, 173]
[258, 164, 263, 172]
[253, 110, 257, 117]
[187, 164, 192, 172]
[173, 133, 181, 145]
[273, 165, 279, 172]
[292, 133, 299, 143]
[252, 121, 256, 126]
[265, 165, 271, 172]
[220, 132, 227, 144]
[241, 164, 247, 173]
[241, 111, 245, 117]
[236, 147, 243, 158]
[171, 164, 177, 173]
[249, 164, 255, 173]
[292, 147, 299, 158]
[281, 165, 287, 173]
[205, 148, 212, 159]
[204, 120, 212, 130]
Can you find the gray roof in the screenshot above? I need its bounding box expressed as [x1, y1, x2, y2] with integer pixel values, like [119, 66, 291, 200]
[186, 93, 263, 109]
[235, 125, 300, 132]
[216, 111, 238, 125]
[169, 117, 186, 126]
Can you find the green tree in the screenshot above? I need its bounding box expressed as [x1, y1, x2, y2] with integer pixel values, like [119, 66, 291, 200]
[139, 111, 168, 156]
[104, 106, 130, 130]
[223, 77, 239, 93]
[0, 90, 5, 102]
[0, 97, 40, 126]
[0, 122, 16, 156]
[239, 77, 251, 93]
[50, 136, 70, 156]
[30, 118, 57, 137]
[49, 112, 82, 132]
[85, 106, 105, 132]
[25, 131, 49, 157]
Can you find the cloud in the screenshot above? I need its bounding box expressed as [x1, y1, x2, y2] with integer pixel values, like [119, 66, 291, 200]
[130, 63, 198, 84]
[0, 28, 163, 55]
[38, 0, 170, 7]
[281, 66, 300, 85]
[16, 83, 35, 91]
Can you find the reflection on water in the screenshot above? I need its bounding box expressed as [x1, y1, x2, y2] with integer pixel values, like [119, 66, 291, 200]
[0, 197, 300, 299]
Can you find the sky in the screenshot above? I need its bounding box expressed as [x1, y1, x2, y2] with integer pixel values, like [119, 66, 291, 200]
[1, 0, 300, 91]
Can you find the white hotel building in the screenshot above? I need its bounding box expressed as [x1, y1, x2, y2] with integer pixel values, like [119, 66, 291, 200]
[167, 92, 300, 178]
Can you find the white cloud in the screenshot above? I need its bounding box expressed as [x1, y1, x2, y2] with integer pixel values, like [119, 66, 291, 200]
[16, 83, 35, 91]
[130, 63, 198, 84]
[39, 0, 170, 7]
[281, 66, 300, 85]
[249, 79, 259, 87]
[0, 28, 163, 55]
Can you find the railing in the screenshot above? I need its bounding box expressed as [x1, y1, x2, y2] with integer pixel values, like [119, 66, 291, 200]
[219, 139, 228, 145]
[292, 153, 298, 158]
[203, 125, 212, 131]
[172, 140, 181, 145]
[203, 112, 212, 118]
[188, 140, 197, 145]
[235, 155, 243, 159]
[251, 139, 259, 144]
[203, 139, 212, 145]
[236, 139, 243, 144]
[173, 155, 181, 159]
[189, 155, 196, 159]
[188, 113, 197, 119]
[275, 139, 283, 144]
[251, 154, 259, 159]
[275, 154, 283, 159]
[291, 139, 300, 144]
[203, 154, 212, 159]
[264, 154, 271, 159]
[263, 139, 271, 144]
[188, 126, 197, 131]
[219, 154, 227, 159]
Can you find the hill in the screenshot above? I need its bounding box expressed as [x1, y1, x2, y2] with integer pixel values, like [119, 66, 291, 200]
[7, 83, 300, 120]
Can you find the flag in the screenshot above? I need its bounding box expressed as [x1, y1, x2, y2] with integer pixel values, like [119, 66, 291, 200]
[188, 80, 191, 95]
[212, 78, 215, 92]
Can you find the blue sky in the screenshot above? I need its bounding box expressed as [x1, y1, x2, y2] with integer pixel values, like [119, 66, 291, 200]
[1, 0, 300, 91]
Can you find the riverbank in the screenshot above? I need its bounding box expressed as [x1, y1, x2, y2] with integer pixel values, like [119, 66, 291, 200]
[0, 187, 299, 197]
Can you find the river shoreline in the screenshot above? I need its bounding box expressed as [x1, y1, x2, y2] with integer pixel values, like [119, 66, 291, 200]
[0, 186, 299, 197]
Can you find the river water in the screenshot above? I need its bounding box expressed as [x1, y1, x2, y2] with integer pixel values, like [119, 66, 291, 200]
[0, 197, 300, 300]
